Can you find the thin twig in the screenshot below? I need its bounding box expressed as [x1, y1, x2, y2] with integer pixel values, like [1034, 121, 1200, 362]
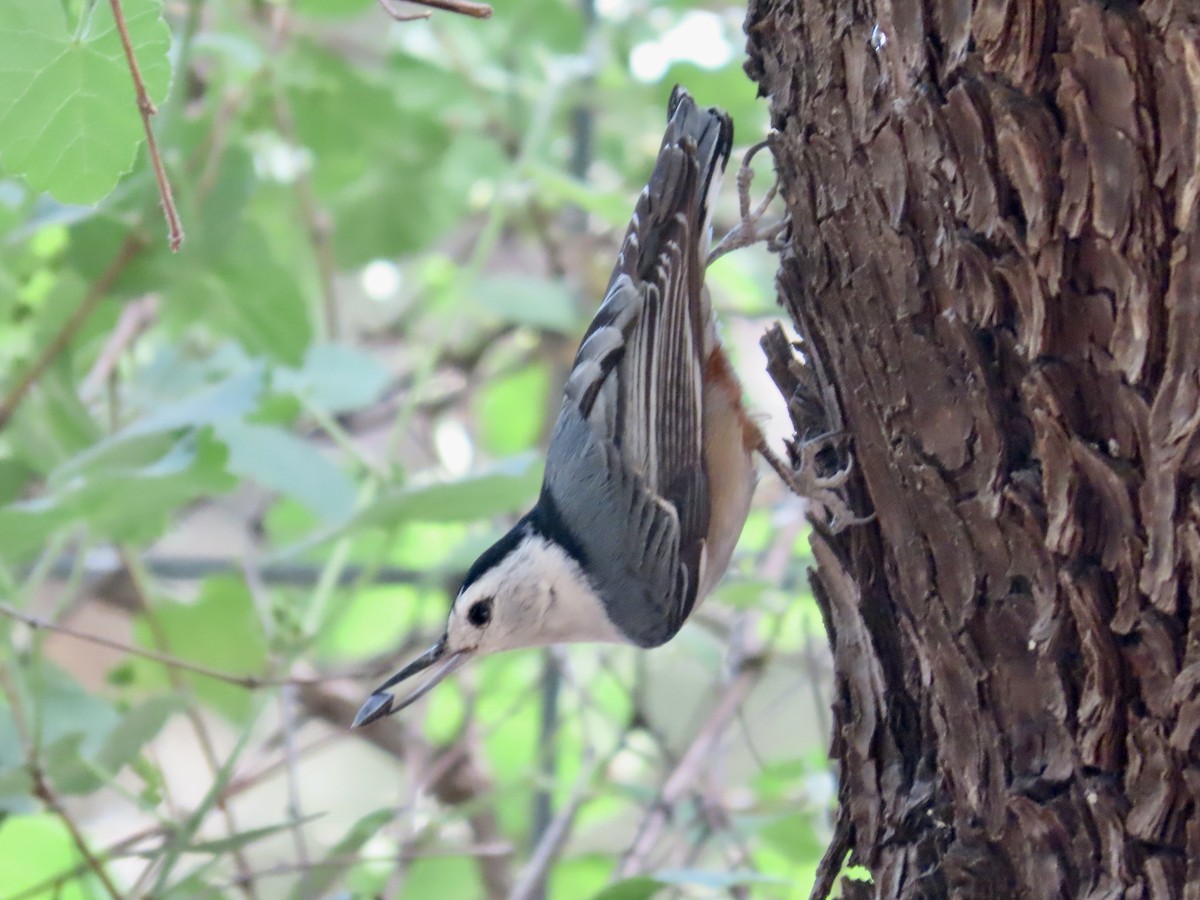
[29, 766, 125, 900]
[375, 0, 430, 21]
[616, 655, 767, 878]
[0, 664, 124, 900]
[530, 650, 560, 900]
[9, 824, 165, 900]
[118, 551, 259, 898]
[0, 235, 144, 430]
[510, 725, 626, 900]
[378, 0, 492, 20]
[510, 775, 592, 900]
[0, 601, 307, 689]
[201, 846, 512, 896]
[11, 725, 348, 900]
[278, 685, 312, 868]
[296, 676, 514, 898]
[810, 806, 853, 900]
[80, 293, 159, 401]
[670, 788, 754, 899]
[109, 0, 184, 250]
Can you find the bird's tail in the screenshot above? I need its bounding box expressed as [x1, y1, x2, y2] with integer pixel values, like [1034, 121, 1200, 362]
[608, 86, 733, 293]
[663, 85, 733, 260]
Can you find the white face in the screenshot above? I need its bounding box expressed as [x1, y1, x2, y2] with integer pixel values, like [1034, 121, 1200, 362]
[444, 533, 627, 658]
[352, 531, 633, 726]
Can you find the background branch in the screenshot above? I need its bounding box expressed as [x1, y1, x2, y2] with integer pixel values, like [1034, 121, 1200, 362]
[108, 0, 183, 249]
[295, 675, 514, 899]
[617, 653, 767, 878]
[378, 0, 493, 20]
[0, 236, 144, 429]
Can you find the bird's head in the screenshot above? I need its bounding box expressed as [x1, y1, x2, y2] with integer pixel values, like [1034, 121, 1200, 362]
[351, 516, 624, 727]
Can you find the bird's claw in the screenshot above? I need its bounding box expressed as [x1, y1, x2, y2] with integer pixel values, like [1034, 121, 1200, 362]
[708, 139, 788, 264]
[759, 432, 873, 534]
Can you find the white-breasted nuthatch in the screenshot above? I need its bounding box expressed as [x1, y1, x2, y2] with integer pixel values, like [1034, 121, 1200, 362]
[353, 87, 831, 728]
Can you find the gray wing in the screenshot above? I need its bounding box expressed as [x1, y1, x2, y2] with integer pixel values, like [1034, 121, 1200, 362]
[544, 401, 692, 647]
[542, 89, 733, 647]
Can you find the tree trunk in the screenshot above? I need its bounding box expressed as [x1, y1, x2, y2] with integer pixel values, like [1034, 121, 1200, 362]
[745, 1, 1200, 897]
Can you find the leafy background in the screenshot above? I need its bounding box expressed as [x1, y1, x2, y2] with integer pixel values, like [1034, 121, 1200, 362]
[0, 0, 839, 896]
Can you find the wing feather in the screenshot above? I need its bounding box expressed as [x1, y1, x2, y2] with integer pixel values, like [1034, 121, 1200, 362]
[541, 89, 733, 646]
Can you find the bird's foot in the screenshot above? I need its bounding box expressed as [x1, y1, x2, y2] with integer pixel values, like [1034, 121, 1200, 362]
[757, 432, 874, 534]
[708, 139, 788, 264]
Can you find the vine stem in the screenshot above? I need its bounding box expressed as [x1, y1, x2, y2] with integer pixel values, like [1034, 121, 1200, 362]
[109, 0, 184, 250]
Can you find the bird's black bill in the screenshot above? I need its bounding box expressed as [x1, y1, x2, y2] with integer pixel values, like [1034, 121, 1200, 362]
[351, 639, 470, 728]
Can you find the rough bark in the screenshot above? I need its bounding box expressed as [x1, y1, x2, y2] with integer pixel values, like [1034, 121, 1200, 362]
[745, 2, 1200, 897]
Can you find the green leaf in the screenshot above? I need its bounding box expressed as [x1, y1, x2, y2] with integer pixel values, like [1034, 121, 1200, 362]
[184, 142, 257, 259]
[162, 223, 313, 365]
[549, 855, 611, 900]
[285, 44, 457, 264]
[387, 521, 470, 570]
[115, 367, 267, 443]
[0, 667, 121, 799]
[276, 343, 391, 413]
[0, 814, 97, 900]
[706, 249, 775, 314]
[205, 224, 314, 364]
[400, 856, 481, 900]
[0, 765, 34, 814]
[0, 665, 119, 765]
[353, 454, 542, 529]
[0, 432, 234, 563]
[215, 420, 356, 521]
[526, 165, 632, 227]
[95, 695, 180, 775]
[751, 759, 810, 802]
[42, 732, 106, 795]
[184, 814, 323, 855]
[296, 0, 375, 16]
[0, 0, 172, 203]
[588, 876, 664, 900]
[475, 362, 550, 456]
[132, 577, 268, 721]
[290, 808, 392, 900]
[4, 363, 102, 475]
[423, 677, 465, 745]
[315, 583, 436, 662]
[715, 577, 772, 610]
[755, 812, 825, 862]
[473, 274, 583, 335]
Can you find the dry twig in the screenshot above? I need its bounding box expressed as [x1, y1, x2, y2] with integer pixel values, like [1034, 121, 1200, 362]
[378, 0, 493, 20]
[296, 674, 514, 899]
[617, 654, 767, 878]
[80, 294, 160, 401]
[0, 665, 124, 900]
[117, 550, 260, 898]
[0, 601, 305, 690]
[0, 236, 144, 430]
[109, 0, 184, 250]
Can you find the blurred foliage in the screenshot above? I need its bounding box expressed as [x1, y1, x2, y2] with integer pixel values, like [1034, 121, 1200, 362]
[0, 0, 834, 896]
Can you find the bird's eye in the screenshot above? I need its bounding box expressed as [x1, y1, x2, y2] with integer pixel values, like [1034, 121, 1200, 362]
[467, 598, 493, 628]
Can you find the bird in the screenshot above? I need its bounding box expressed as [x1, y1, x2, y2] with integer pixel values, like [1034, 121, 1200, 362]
[351, 86, 851, 728]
